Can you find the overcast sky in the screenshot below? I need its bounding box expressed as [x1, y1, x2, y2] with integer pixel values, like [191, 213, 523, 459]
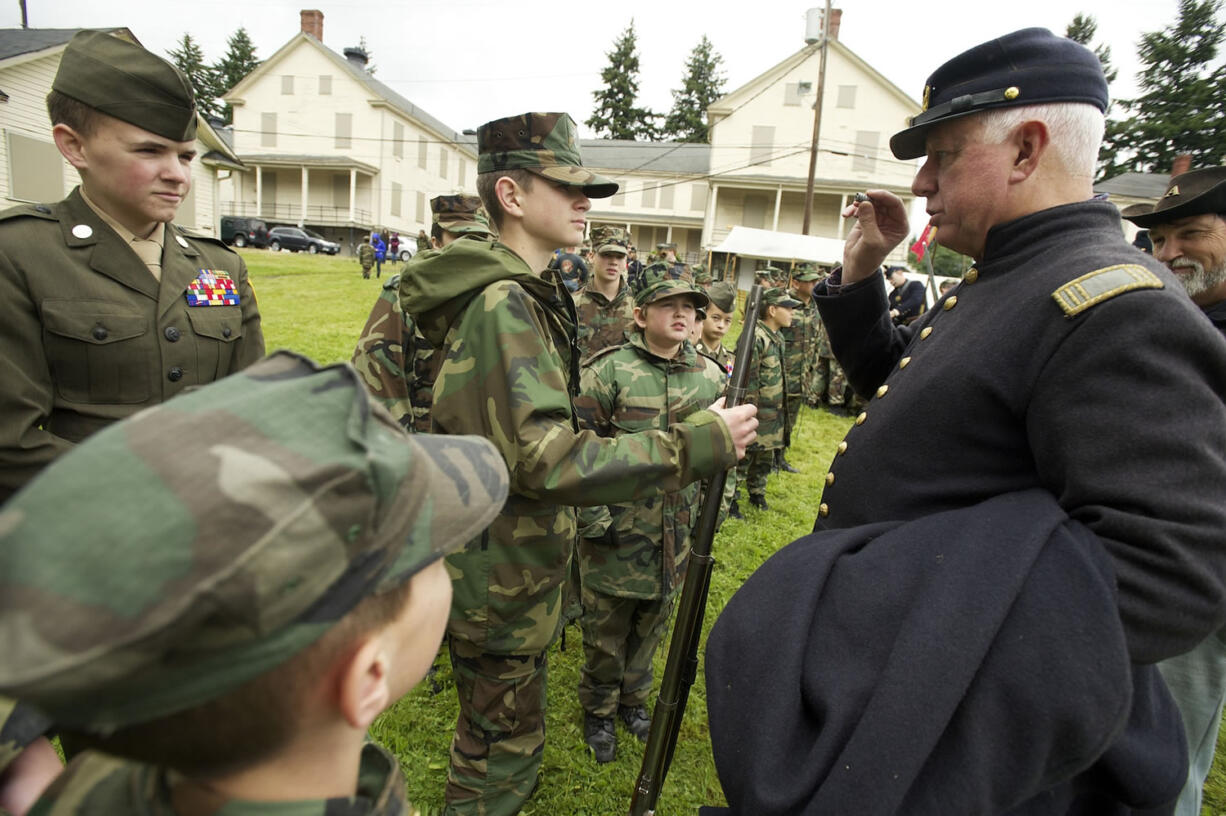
[8, 0, 1178, 138]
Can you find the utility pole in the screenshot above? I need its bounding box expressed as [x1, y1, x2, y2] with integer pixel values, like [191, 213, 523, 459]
[20, 0, 29, 28]
[801, 0, 831, 235]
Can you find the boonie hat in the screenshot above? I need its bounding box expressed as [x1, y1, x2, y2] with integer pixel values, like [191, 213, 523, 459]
[53, 30, 197, 142]
[477, 112, 618, 198]
[0, 351, 509, 731]
[1124, 167, 1226, 229]
[890, 28, 1108, 161]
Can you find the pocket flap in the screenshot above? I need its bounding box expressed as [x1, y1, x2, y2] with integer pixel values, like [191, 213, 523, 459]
[42, 300, 147, 345]
[186, 308, 244, 342]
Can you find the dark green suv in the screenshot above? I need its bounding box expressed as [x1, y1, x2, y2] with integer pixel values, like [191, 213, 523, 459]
[219, 216, 270, 248]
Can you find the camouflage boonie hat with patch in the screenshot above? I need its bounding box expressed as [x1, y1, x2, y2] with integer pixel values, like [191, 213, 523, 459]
[633, 261, 710, 309]
[693, 264, 712, 285]
[793, 263, 822, 282]
[0, 351, 509, 732]
[707, 281, 737, 313]
[592, 226, 629, 255]
[477, 112, 618, 198]
[53, 30, 197, 142]
[431, 194, 493, 237]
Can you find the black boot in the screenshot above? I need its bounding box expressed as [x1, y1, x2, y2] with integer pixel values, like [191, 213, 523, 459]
[728, 500, 744, 520]
[618, 704, 652, 742]
[584, 712, 616, 763]
[778, 453, 800, 473]
[749, 494, 768, 511]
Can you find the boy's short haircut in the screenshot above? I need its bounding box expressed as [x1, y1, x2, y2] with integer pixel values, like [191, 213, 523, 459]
[430, 222, 445, 243]
[66, 578, 416, 776]
[476, 169, 536, 231]
[45, 89, 100, 137]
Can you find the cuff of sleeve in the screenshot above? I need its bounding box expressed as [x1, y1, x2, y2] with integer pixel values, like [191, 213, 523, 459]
[683, 409, 738, 476]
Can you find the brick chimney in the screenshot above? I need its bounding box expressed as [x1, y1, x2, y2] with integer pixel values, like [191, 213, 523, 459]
[828, 8, 842, 41]
[300, 9, 323, 40]
[1171, 154, 1193, 178]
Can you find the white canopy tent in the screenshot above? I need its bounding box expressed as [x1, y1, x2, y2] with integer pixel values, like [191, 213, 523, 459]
[711, 226, 846, 266]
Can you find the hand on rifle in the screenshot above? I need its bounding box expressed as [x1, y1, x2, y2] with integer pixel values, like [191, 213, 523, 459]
[709, 397, 758, 460]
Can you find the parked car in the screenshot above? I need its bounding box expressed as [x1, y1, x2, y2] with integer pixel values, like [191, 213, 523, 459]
[219, 216, 270, 248]
[267, 226, 341, 255]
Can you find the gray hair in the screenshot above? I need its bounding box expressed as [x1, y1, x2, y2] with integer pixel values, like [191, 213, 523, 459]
[976, 103, 1104, 179]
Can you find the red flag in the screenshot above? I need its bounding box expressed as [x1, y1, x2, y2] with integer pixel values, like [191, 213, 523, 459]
[909, 222, 938, 261]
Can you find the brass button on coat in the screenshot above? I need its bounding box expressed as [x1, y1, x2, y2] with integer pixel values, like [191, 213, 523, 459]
[899, 357, 911, 369]
[875, 385, 889, 398]
[965, 268, 979, 283]
[943, 296, 958, 311]
[825, 472, 835, 486]
[818, 503, 829, 518]
[855, 412, 867, 426]
[837, 441, 848, 455]
[920, 326, 934, 339]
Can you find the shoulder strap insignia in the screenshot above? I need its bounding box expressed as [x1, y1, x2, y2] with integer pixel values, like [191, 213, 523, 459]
[1051, 264, 1164, 317]
[0, 203, 57, 223]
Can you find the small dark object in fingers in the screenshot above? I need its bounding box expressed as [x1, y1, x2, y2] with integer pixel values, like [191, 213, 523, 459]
[853, 192, 869, 203]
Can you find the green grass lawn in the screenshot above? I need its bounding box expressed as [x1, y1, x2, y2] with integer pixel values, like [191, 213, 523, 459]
[244, 248, 1226, 815]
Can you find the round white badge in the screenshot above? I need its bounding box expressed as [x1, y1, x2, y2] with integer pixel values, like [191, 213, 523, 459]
[71, 224, 93, 239]
[175, 234, 189, 248]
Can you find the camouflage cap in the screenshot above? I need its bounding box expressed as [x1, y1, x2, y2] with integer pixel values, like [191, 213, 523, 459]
[0, 351, 509, 731]
[53, 30, 197, 142]
[762, 286, 803, 308]
[592, 226, 630, 255]
[431, 194, 493, 237]
[707, 281, 737, 313]
[633, 261, 710, 309]
[693, 266, 713, 285]
[477, 112, 618, 198]
[793, 263, 822, 282]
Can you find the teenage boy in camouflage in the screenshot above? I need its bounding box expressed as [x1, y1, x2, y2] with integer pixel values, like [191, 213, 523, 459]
[734, 287, 801, 511]
[696, 281, 737, 377]
[573, 267, 725, 763]
[778, 264, 823, 473]
[574, 225, 636, 358]
[0, 351, 509, 816]
[353, 195, 492, 431]
[401, 112, 757, 816]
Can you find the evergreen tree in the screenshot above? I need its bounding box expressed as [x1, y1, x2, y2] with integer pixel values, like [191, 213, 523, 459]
[1065, 13, 1119, 84]
[662, 35, 726, 143]
[1098, 0, 1226, 179]
[168, 33, 222, 121]
[587, 20, 658, 140]
[213, 27, 260, 125]
[909, 242, 972, 278]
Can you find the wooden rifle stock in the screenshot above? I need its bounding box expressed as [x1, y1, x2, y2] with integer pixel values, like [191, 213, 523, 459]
[628, 283, 763, 816]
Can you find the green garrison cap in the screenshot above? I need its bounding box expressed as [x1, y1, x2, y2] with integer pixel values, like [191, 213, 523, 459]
[477, 112, 618, 198]
[633, 261, 709, 309]
[707, 281, 737, 313]
[431, 194, 493, 237]
[53, 30, 198, 142]
[0, 352, 508, 732]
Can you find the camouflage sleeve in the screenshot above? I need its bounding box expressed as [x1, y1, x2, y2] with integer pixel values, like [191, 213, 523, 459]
[234, 255, 265, 370]
[0, 697, 53, 774]
[432, 282, 736, 507]
[573, 355, 618, 537]
[408, 327, 435, 434]
[351, 286, 415, 431]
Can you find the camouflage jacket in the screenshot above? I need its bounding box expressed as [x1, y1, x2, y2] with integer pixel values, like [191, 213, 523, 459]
[574, 332, 726, 599]
[400, 239, 736, 655]
[358, 243, 375, 267]
[27, 742, 413, 816]
[406, 325, 435, 434]
[352, 274, 415, 431]
[574, 280, 635, 360]
[743, 322, 788, 449]
[781, 291, 819, 396]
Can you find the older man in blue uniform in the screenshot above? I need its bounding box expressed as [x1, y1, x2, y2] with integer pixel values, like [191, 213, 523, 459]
[707, 27, 1226, 813]
[1126, 166, 1226, 816]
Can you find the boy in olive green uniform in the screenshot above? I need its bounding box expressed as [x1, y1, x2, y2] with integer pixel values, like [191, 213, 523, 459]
[353, 195, 492, 432]
[779, 264, 822, 472]
[735, 287, 801, 511]
[401, 112, 757, 815]
[573, 268, 725, 763]
[0, 30, 264, 503]
[0, 351, 509, 816]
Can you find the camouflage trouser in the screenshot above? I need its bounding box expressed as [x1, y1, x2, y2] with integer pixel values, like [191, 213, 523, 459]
[577, 586, 675, 717]
[735, 447, 776, 500]
[784, 392, 803, 445]
[445, 640, 547, 816]
[813, 356, 848, 406]
[360, 262, 373, 279]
